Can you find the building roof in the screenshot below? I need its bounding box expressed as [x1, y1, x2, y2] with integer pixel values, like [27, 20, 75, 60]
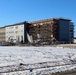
[5, 21, 28, 27]
[0, 27, 5, 29]
[56, 18, 71, 21]
[0, 18, 72, 28]
[30, 18, 71, 24]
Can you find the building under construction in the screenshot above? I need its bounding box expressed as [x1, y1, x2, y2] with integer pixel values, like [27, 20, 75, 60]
[0, 18, 74, 44]
[28, 18, 74, 44]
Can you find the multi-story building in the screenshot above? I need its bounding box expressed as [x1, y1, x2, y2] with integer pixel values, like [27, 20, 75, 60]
[5, 21, 29, 43]
[0, 18, 74, 44]
[0, 27, 5, 43]
[29, 18, 74, 43]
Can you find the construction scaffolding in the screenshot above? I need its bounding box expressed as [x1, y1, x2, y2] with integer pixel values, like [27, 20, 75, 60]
[28, 19, 58, 44]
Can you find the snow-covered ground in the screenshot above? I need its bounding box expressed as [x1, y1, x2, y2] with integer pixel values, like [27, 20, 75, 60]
[0, 46, 76, 75]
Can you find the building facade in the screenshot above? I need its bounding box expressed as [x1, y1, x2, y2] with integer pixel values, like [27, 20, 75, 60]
[29, 19, 58, 43]
[0, 27, 5, 43]
[69, 22, 74, 43]
[5, 21, 29, 43]
[0, 18, 74, 44]
[29, 18, 74, 43]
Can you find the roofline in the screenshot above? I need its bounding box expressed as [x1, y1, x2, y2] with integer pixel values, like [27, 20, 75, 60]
[5, 21, 28, 27]
[56, 18, 71, 21]
[30, 18, 71, 24]
[29, 18, 54, 23]
[0, 27, 5, 29]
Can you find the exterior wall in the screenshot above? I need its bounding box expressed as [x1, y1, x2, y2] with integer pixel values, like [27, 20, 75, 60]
[52, 20, 58, 40]
[58, 20, 70, 42]
[69, 22, 74, 43]
[0, 27, 5, 43]
[29, 19, 57, 43]
[24, 23, 29, 43]
[0, 18, 74, 44]
[29, 18, 74, 44]
[5, 24, 25, 43]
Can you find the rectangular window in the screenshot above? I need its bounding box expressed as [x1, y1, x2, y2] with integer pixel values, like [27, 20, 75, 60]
[15, 31, 18, 34]
[15, 26, 18, 29]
